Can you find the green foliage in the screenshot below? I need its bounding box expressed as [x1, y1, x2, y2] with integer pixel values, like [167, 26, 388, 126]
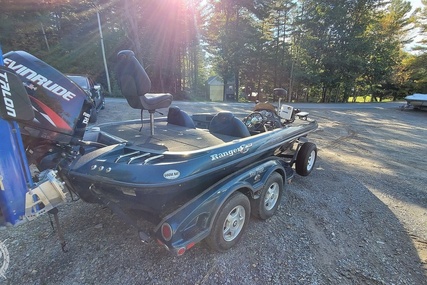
[0, 0, 424, 101]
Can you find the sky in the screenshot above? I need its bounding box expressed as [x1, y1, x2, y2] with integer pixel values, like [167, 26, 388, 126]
[407, 0, 424, 51]
[410, 0, 422, 11]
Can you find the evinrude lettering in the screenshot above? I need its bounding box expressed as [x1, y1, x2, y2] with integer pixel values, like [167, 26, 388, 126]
[210, 143, 253, 161]
[17, 67, 38, 79]
[30, 74, 49, 85]
[51, 85, 66, 96]
[15, 65, 28, 74]
[4, 58, 77, 101]
[0, 72, 16, 117]
[42, 80, 56, 90]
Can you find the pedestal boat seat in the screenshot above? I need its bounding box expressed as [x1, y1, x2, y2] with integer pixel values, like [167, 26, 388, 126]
[116, 50, 173, 136]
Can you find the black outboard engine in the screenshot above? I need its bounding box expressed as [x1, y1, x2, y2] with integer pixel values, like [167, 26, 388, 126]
[3, 51, 93, 144]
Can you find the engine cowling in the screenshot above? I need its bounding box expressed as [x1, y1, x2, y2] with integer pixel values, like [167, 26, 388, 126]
[3, 51, 93, 143]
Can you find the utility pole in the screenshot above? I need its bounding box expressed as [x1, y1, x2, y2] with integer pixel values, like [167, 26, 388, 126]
[41, 23, 50, 52]
[97, 9, 111, 93]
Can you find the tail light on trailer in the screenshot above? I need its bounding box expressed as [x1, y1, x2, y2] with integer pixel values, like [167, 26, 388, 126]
[177, 247, 186, 256]
[161, 223, 172, 241]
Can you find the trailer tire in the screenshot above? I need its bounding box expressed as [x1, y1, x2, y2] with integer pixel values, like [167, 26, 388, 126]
[206, 192, 250, 252]
[296, 142, 317, 176]
[251, 172, 283, 220]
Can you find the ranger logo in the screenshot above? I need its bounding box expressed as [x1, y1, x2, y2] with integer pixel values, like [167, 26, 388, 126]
[210, 143, 253, 161]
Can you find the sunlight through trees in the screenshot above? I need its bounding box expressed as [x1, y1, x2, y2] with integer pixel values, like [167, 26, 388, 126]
[0, 0, 425, 101]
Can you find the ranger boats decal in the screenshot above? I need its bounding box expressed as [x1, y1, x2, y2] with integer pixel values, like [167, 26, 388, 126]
[210, 143, 253, 161]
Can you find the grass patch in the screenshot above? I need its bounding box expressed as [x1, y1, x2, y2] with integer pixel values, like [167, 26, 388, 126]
[347, 96, 393, 103]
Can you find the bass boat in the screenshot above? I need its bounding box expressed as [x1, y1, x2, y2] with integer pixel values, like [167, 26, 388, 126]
[0, 50, 318, 255]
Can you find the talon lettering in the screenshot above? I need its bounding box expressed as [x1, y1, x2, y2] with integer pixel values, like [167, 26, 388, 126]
[0, 71, 16, 117]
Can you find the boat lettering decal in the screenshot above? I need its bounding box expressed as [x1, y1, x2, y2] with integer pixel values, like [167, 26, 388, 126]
[164, 170, 180, 180]
[249, 166, 265, 178]
[210, 143, 253, 161]
[256, 166, 265, 173]
[4, 58, 77, 102]
[0, 71, 16, 117]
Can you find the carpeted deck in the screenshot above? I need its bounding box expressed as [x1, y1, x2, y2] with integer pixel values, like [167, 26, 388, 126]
[100, 121, 237, 152]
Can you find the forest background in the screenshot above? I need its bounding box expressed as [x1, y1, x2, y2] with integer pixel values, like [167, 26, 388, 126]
[1, 0, 427, 103]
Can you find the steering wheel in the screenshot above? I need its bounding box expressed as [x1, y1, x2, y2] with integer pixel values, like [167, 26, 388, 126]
[243, 112, 267, 132]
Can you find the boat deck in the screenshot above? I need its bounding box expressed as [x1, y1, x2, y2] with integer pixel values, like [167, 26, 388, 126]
[100, 121, 238, 152]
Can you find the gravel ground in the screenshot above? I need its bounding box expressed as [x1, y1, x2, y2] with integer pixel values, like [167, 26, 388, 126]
[0, 100, 426, 285]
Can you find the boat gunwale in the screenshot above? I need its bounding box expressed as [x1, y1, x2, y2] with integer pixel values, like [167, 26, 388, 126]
[94, 117, 318, 156]
[69, 121, 318, 189]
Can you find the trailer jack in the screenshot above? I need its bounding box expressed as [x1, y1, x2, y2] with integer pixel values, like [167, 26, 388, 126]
[48, 208, 68, 253]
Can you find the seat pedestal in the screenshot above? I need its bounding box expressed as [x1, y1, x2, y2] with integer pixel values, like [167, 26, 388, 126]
[139, 93, 173, 136]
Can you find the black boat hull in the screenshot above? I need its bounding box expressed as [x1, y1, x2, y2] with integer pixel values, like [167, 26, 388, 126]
[66, 120, 317, 216]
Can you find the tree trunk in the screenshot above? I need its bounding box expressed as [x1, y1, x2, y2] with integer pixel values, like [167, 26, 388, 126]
[322, 85, 327, 103]
[235, 69, 239, 102]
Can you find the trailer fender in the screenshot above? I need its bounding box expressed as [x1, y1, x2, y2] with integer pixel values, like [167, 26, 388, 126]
[155, 157, 287, 254]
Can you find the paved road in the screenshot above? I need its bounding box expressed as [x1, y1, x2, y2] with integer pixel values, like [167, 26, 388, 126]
[105, 97, 407, 117]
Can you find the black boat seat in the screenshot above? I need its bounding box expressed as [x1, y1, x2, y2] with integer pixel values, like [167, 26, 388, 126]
[141, 94, 173, 110]
[167, 106, 196, 128]
[209, 112, 251, 138]
[116, 50, 173, 136]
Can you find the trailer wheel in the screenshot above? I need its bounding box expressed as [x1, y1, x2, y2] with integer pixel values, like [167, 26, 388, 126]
[296, 142, 317, 176]
[206, 192, 250, 252]
[251, 172, 283, 220]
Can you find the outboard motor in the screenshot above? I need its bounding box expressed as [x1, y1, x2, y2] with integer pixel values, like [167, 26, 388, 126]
[0, 51, 67, 228]
[3, 51, 93, 144]
[0, 50, 91, 234]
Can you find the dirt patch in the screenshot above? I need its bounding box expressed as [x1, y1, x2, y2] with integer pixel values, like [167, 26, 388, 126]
[0, 101, 426, 284]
